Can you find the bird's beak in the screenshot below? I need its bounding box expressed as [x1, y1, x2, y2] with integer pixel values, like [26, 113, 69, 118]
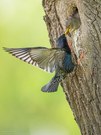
[65, 26, 71, 37]
[65, 28, 69, 35]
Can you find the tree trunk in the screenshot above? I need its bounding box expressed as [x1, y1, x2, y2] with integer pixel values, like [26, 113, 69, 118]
[42, 0, 101, 135]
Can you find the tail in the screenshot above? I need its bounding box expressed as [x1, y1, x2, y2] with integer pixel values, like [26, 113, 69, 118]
[41, 75, 61, 92]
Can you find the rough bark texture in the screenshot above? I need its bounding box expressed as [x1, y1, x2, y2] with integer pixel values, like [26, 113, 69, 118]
[42, 0, 101, 135]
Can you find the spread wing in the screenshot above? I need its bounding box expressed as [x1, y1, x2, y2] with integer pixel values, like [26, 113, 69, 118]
[3, 47, 65, 73]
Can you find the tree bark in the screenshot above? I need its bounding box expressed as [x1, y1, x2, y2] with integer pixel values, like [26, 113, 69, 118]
[42, 0, 101, 135]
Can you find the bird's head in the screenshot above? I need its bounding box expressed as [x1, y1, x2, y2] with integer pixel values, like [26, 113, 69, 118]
[56, 34, 71, 53]
[56, 34, 67, 48]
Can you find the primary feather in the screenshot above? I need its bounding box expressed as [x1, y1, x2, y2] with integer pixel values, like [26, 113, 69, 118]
[3, 47, 66, 73]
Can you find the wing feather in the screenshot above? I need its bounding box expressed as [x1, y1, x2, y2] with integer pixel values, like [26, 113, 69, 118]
[3, 47, 65, 73]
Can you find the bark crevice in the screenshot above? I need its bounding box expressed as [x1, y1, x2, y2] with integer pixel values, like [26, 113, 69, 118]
[42, 0, 101, 135]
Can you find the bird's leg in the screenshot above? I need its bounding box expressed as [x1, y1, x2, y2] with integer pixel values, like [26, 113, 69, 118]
[77, 50, 85, 65]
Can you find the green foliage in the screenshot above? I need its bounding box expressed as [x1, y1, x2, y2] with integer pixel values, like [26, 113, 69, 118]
[0, 0, 81, 135]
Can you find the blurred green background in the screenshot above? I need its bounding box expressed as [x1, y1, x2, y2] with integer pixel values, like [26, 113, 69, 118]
[0, 0, 81, 135]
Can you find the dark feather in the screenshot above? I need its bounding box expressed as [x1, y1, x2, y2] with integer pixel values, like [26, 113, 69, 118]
[41, 75, 60, 92]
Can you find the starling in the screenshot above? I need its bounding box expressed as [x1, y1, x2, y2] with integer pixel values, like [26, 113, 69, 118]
[65, 8, 81, 36]
[3, 34, 75, 92]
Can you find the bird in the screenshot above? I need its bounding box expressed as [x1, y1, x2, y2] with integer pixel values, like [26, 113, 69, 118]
[64, 7, 84, 64]
[65, 7, 81, 36]
[3, 34, 75, 92]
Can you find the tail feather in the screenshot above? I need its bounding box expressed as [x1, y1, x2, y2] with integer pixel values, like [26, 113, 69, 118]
[41, 76, 60, 92]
